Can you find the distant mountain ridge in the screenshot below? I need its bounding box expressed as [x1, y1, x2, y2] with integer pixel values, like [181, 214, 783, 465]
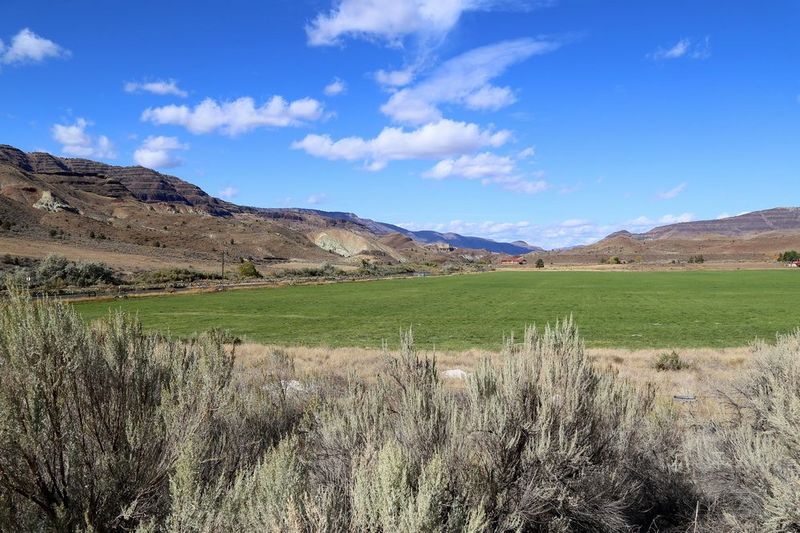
[640, 208, 800, 239]
[0, 144, 542, 255]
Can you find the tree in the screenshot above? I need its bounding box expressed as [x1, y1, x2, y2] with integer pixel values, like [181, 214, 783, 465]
[535, 258, 545, 269]
[238, 260, 262, 278]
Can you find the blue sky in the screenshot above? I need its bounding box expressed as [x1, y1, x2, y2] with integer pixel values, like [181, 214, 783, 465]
[1, 0, 798, 248]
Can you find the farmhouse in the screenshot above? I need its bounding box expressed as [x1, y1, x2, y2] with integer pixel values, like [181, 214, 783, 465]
[500, 256, 528, 265]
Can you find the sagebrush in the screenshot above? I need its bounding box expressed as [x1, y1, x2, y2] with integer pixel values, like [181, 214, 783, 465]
[1, 293, 797, 531]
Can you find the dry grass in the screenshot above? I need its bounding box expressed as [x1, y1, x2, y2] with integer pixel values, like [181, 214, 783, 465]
[235, 342, 752, 418]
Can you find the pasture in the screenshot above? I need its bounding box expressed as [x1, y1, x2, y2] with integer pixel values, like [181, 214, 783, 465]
[74, 270, 800, 349]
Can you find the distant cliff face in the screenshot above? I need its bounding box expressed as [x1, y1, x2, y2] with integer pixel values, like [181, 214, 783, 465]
[643, 208, 800, 238]
[0, 145, 234, 216]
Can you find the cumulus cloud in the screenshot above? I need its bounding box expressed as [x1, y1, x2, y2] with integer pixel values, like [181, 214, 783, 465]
[323, 78, 347, 96]
[381, 38, 561, 124]
[307, 0, 475, 47]
[218, 186, 239, 200]
[423, 151, 547, 194]
[424, 152, 514, 180]
[133, 135, 188, 168]
[657, 182, 686, 200]
[307, 193, 328, 205]
[1, 28, 69, 65]
[649, 37, 710, 60]
[51, 118, 116, 159]
[125, 79, 188, 97]
[375, 67, 415, 88]
[141, 96, 325, 136]
[292, 118, 510, 170]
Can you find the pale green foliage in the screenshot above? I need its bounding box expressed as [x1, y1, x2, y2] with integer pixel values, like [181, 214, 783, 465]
[12, 293, 788, 531]
[689, 331, 800, 531]
[0, 292, 299, 531]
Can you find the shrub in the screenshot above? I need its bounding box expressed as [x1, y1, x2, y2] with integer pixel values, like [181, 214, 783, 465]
[137, 268, 222, 285]
[8, 254, 119, 289]
[0, 296, 703, 531]
[688, 331, 800, 531]
[687, 255, 705, 264]
[654, 350, 690, 371]
[238, 260, 263, 278]
[0, 292, 303, 531]
[535, 258, 545, 268]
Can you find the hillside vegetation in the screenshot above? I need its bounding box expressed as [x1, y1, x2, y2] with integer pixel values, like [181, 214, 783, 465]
[2, 294, 799, 531]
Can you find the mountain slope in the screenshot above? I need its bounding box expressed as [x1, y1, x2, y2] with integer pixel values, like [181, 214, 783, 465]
[547, 208, 800, 263]
[0, 145, 535, 269]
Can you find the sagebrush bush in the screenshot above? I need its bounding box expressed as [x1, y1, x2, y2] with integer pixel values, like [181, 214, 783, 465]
[7, 253, 118, 289]
[10, 293, 793, 531]
[655, 350, 690, 371]
[688, 331, 800, 531]
[158, 322, 690, 532]
[0, 292, 303, 531]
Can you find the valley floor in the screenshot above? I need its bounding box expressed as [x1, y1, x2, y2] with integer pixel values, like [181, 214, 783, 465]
[73, 269, 800, 350]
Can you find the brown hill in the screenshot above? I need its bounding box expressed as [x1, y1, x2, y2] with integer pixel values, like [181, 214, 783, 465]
[548, 208, 800, 264]
[0, 145, 447, 271]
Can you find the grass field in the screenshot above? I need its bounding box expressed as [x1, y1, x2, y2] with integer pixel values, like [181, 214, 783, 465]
[73, 270, 800, 349]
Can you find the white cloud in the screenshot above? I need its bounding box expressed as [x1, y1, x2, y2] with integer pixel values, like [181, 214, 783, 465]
[324, 78, 347, 96]
[657, 182, 686, 200]
[1, 28, 69, 65]
[398, 211, 697, 249]
[51, 118, 116, 159]
[292, 118, 510, 170]
[423, 151, 547, 194]
[307, 193, 328, 205]
[125, 79, 188, 97]
[218, 186, 239, 200]
[375, 67, 415, 88]
[307, 0, 479, 47]
[657, 213, 694, 224]
[133, 135, 188, 168]
[517, 146, 535, 159]
[424, 152, 514, 180]
[142, 96, 325, 136]
[381, 38, 561, 124]
[649, 37, 710, 60]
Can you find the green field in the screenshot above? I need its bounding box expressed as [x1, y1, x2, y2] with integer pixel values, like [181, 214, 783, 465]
[73, 270, 800, 350]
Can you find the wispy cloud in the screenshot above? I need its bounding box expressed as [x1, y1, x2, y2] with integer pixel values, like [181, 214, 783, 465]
[306, 193, 328, 205]
[375, 67, 415, 88]
[398, 212, 696, 249]
[306, 0, 543, 47]
[0, 28, 69, 66]
[649, 36, 710, 60]
[218, 186, 238, 200]
[292, 119, 510, 171]
[133, 135, 188, 168]
[381, 38, 562, 124]
[324, 78, 347, 96]
[142, 96, 325, 136]
[125, 79, 188, 97]
[51, 118, 115, 159]
[657, 182, 687, 200]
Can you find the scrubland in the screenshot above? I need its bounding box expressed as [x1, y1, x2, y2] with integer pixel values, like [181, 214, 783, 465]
[1, 293, 799, 531]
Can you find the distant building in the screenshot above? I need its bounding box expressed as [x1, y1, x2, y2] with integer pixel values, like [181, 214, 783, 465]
[500, 256, 527, 265]
[433, 242, 455, 252]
